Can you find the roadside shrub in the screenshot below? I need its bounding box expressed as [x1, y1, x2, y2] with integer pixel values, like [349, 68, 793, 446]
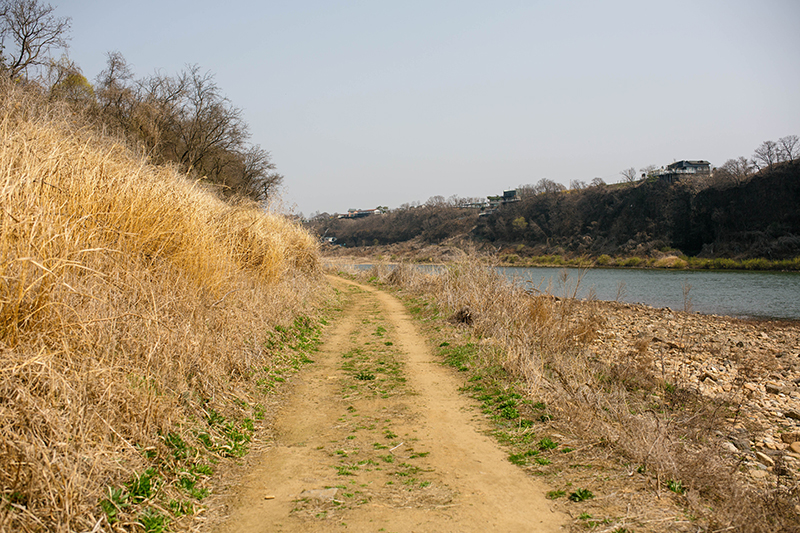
[621, 257, 643, 267]
[742, 258, 771, 270]
[596, 254, 613, 266]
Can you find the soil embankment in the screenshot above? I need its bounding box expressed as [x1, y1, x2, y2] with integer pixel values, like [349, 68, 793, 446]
[211, 276, 564, 532]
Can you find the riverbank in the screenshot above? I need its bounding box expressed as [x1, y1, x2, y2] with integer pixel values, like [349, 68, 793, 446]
[499, 252, 800, 271]
[336, 261, 800, 532]
[321, 241, 800, 272]
[585, 299, 800, 459]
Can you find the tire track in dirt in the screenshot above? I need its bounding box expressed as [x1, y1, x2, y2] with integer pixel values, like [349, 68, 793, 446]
[212, 276, 564, 532]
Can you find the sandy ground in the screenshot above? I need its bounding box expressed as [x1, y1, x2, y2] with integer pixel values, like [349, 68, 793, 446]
[210, 276, 564, 532]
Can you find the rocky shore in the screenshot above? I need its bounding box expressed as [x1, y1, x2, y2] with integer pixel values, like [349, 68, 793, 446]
[583, 299, 800, 483]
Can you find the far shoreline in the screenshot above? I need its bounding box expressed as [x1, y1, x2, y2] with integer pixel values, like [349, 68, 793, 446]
[322, 248, 800, 273]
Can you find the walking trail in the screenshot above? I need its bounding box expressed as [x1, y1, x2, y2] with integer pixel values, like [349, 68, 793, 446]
[212, 276, 564, 532]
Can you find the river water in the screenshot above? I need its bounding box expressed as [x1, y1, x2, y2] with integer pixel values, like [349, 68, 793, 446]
[497, 266, 800, 320]
[343, 263, 800, 320]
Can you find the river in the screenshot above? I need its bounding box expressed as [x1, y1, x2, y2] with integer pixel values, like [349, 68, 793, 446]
[497, 266, 800, 320]
[342, 263, 800, 320]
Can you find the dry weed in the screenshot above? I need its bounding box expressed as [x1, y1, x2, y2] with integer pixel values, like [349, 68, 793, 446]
[358, 259, 800, 532]
[0, 81, 323, 531]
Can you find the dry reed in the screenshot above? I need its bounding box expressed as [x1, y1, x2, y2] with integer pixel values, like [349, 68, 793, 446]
[0, 81, 323, 531]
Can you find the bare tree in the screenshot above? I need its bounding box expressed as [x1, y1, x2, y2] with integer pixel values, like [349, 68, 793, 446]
[640, 164, 658, 178]
[44, 55, 92, 104]
[778, 134, 799, 162]
[0, 0, 70, 79]
[94, 51, 137, 134]
[241, 145, 283, 201]
[569, 179, 587, 190]
[516, 184, 537, 198]
[536, 178, 565, 194]
[96, 51, 134, 95]
[620, 167, 638, 183]
[93, 55, 283, 202]
[714, 156, 753, 186]
[590, 177, 606, 187]
[424, 195, 446, 207]
[134, 70, 187, 154]
[171, 65, 247, 171]
[752, 140, 778, 170]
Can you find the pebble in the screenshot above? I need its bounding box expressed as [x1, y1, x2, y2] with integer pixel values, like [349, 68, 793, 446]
[755, 451, 775, 467]
[721, 442, 738, 453]
[580, 299, 800, 486]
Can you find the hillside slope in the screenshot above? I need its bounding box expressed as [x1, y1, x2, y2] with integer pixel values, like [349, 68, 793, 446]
[309, 162, 800, 261]
[0, 82, 323, 531]
[478, 161, 800, 259]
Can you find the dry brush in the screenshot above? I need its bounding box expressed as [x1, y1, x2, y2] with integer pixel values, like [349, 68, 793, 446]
[357, 260, 799, 532]
[0, 82, 322, 531]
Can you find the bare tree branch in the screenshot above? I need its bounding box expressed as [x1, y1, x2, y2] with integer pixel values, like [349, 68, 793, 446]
[778, 135, 799, 162]
[620, 167, 638, 183]
[0, 0, 70, 79]
[752, 140, 778, 170]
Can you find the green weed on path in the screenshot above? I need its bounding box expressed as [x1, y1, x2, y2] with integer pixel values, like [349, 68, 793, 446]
[290, 283, 453, 520]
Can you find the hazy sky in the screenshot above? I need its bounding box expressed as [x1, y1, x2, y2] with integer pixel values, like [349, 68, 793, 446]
[56, 0, 800, 216]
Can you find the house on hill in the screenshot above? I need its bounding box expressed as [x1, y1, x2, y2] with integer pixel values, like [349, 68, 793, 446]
[666, 160, 711, 174]
[480, 189, 519, 216]
[337, 208, 385, 219]
[656, 160, 711, 183]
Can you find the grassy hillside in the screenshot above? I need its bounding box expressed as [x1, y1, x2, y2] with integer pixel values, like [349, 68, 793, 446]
[0, 82, 323, 531]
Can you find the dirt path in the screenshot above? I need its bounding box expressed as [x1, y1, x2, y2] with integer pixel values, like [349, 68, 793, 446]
[212, 276, 564, 532]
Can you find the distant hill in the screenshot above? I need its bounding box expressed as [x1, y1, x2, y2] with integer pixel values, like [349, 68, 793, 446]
[308, 160, 800, 260]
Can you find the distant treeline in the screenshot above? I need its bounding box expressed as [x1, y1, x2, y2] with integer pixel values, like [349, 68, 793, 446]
[310, 196, 480, 247]
[308, 160, 800, 260]
[0, 0, 280, 203]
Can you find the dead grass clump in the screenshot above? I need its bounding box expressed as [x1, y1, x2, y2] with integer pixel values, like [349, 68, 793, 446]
[0, 81, 322, 531]
[607, 339, 658, 392]
[653, 255, 688, 269]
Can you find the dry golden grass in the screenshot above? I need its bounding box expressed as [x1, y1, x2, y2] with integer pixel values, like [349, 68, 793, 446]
[354, 259, 799, 532]
[0, 82, 323, 531]
[653, 255, 688, 269]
